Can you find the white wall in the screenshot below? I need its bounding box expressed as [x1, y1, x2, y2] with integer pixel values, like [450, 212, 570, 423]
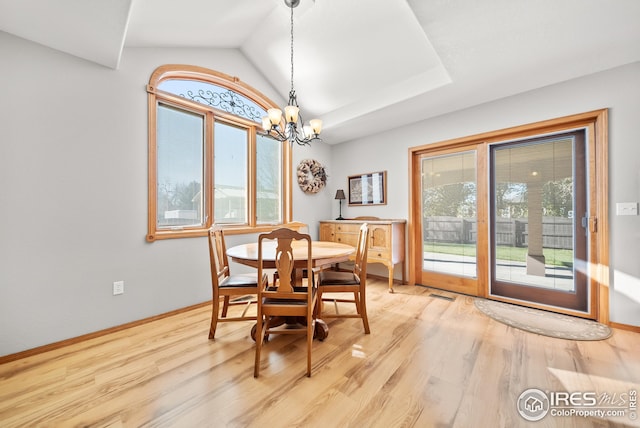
[0, 32, 331, 356]
[330, 61, 640, 327]
[1, 29, 637, 357]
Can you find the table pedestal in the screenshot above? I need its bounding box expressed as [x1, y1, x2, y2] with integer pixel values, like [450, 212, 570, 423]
[250, 318, 328, 341]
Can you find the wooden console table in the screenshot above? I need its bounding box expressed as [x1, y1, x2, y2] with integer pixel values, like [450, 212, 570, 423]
[319, 219, 406, 292]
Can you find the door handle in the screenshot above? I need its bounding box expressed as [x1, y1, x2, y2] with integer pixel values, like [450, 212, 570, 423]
[581, 216, 597, 233]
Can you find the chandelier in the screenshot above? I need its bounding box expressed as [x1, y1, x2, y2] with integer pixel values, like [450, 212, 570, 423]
[261, 0, 322, 146]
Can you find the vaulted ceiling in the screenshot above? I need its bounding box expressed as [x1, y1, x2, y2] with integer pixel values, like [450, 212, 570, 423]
[1, 0, 639, 144]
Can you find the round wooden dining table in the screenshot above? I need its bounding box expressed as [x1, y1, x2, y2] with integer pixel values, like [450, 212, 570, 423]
[226, 240, 355, 274]
[226, 240, 355, 340]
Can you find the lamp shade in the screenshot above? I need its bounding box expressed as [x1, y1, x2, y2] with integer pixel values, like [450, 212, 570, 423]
[334, 189, 346, 200]
[309, 119, 322, 135]
[267, 108, 283, 126]
[284, 105, 300, 123]
[261, 117, 272, 131]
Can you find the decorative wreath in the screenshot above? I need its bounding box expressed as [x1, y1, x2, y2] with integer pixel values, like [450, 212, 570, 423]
[297, 159, 327, 194]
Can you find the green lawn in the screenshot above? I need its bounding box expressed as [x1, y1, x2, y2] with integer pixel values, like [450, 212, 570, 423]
[424, 242, 573, 268]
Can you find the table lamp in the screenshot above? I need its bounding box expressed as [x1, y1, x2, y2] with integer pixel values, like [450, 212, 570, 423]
[335, 189, 346, 220]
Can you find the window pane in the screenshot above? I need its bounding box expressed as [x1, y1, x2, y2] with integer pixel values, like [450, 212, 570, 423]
[214, 122, 247, 224]
[256, 134, 282, 223]
[156, 104, 204, 228]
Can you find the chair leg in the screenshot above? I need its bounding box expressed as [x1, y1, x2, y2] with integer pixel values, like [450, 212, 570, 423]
[316, 289, 323, 316]
[306, 316, 313, 377]
[209, 296, 221, 340]
[221, 296, 231, 317]
[360, 290, 370, 334]
[254, 314, 264, 378]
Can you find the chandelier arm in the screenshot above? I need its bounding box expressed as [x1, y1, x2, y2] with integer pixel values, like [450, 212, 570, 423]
[261, 127, 319, 146]
[267, 127, 289, 142]
[292, 135, 310, 146]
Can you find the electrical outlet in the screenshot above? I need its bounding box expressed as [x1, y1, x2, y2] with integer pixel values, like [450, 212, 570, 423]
[616, 202, 639, 216]
[113, 280, 124, 295]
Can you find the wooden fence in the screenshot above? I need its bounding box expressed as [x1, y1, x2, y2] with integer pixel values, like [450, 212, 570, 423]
[424, 216, 574, 250]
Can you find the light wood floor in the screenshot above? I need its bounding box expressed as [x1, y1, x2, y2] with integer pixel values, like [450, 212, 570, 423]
[1, 278, 639, 428]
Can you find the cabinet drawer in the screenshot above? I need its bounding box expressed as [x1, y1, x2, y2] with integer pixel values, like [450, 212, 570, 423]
[335, 233, 358, 247]
[335, 223, 362, 234]
[368, 248, 390, 260]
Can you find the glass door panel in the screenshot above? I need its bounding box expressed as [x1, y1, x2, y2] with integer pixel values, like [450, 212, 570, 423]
[422, 151, 478, 278]
[490, 131, 588, 311]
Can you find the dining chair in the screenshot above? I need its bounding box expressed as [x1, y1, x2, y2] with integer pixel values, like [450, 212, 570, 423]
[317, 223, 370, 334]
[208, 226, 261, 340]
[254, 228, 317, 378]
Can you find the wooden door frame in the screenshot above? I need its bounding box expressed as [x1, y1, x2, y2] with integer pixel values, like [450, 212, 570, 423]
[408, 109, 609, 323]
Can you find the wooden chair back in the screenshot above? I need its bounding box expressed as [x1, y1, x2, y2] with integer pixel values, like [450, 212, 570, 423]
[274, 221, 310, 283]
[353, 223, 370, 280]
[258, 228, 313, 300]
[208, 226, 230, 287]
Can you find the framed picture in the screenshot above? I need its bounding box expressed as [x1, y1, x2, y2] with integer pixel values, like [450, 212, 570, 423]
[348, 171, 387, 206]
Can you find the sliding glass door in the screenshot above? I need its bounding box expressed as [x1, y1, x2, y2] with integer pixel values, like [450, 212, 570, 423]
[410, 111, 607, 319]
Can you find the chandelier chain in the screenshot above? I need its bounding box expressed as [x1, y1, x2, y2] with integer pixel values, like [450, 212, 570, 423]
[290, 4, 295, 95]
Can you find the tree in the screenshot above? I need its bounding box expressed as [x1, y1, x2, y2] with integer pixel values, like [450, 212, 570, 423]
[423, 182, 476, 217]
[158, 180, 201, 211]
[542, 177, 573, 217]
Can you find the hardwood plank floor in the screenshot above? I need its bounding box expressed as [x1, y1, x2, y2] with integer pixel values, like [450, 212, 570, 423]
[1, 278, 639, 427]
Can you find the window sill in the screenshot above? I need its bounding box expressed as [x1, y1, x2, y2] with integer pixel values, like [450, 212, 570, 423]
[147, 223, 305, 242]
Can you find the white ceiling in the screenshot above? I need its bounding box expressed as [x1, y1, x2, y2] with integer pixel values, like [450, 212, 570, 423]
[1, 0, 639, 144]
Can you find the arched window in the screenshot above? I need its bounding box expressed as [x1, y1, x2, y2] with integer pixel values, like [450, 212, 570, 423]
[146, 65, 293, 241]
